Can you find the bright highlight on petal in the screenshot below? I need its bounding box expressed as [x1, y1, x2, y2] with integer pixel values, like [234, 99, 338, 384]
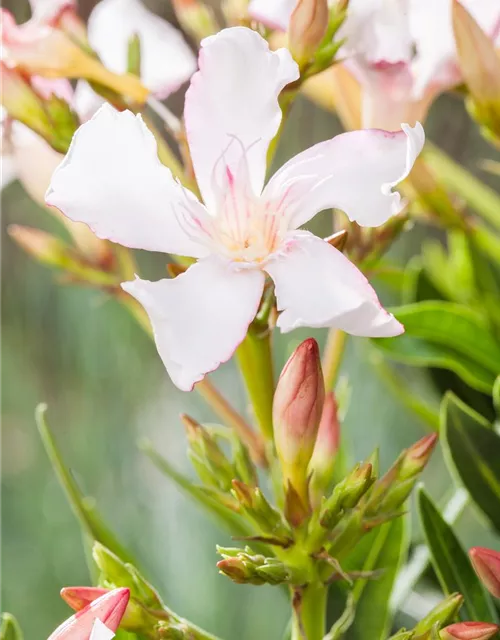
[248, 0, 297, 30]
[122, 260, 265, 391]
[184, 27, 299, 211]
[87, 0, 197, 99]
[266, 231, 403, 337]
[46, 104, 209, 258]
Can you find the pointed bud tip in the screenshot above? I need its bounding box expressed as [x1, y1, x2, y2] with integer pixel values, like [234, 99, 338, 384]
[469, 547, 500, 598]
[409, 433, 438, 460]
[60, 586, 109, 611]
[441, 621, 500, 640]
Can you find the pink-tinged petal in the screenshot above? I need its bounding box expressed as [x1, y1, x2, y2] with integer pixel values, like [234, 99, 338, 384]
[46, 104, 210, 258]
[248, 0, 297, 30]
[263, 123, 424, 228]
[48, 588, 129, 639]
[266, 231, 403, 336]
[342, 0, 413, 66]
[122, 259, 265, 391]
[61, 587, 110, 611]
[88, 0, 196, 99]
[184, 27, 299, 211]
[28, 0, 76, 24]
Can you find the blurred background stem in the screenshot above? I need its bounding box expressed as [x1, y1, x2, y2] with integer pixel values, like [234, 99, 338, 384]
[322, 329, 347, 391]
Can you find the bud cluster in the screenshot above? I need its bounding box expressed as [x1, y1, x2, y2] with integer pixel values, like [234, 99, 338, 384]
[216, 546, 293, 585]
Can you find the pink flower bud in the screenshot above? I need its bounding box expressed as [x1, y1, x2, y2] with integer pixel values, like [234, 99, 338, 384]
[308, 392, 340, 507]
[273, 338, 324, 508]
[288, 0, 329, 66]
[48, 587, 129, 639]
[469, 547, 500, 599]
[440, 621, 500, 640]
[60, 587, 110, 612]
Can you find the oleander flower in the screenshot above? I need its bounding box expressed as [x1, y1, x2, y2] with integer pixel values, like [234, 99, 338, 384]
[47, 587, 129, 639]
[46, 26, 424, 391]
[249, 0, 500, 130]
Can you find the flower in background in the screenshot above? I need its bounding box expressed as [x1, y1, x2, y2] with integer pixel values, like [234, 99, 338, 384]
[47, 587, 129, 639]
[249, 0, 500, 130]
[1, 0, 196, 202]
[47, 26, 424, 392]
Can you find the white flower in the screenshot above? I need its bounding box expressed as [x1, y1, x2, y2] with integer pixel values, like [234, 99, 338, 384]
[46, 27, 424, 392]
[249, 0, 500, 129]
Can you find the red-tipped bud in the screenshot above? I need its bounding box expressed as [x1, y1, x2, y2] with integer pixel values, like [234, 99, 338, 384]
[60, 587, 110, 611]
[288, 0, 329, 66]
[308, 392, 340, 507]
[440, 622, 499, 640]
[469, 547, 500, 599]
[400, 433, 438, 478]
[48, 587, 129, 639]
[273, 339, 325, 509]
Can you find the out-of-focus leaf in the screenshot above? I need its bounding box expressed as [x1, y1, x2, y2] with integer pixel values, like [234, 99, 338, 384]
[0, 614, 23, 640]
[348, 517, 408, 640]
[493, 375, 500, 416]
[372, 333, 495, 393]
[388, 302, 500, 374]
[418, 487, 497, 622]
[35, 404, 134, 563]
[441, 393, 500, 533]
[139, 439, 251, 538]
[423, 143, 500, 232]
[402, 258, 443, 305]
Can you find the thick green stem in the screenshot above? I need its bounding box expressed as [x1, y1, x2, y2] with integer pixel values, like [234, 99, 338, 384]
[291, 583, 328, 640]
[236, 326, 275, 441]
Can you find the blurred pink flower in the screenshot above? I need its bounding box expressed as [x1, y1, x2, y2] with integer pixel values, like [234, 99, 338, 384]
[249, 0, 500, 129]
[47, 27, 424, 391]
[47, 587, 129, 639]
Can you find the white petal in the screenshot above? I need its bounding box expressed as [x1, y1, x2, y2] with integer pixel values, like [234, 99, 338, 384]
[248, 0, 296, 30]
[1, 154, 17, 190]
[184, 27, 299, 211]
[90, 620, 115, 640]
[28, 0, 75, 23]
[266, 231, 403, 337]
[263, 123, 424, 229]
[122, 259, 265, 391]
[73, 80, 105, 122]
[88, 0, 196, 98]
[46, 104, 209, 258]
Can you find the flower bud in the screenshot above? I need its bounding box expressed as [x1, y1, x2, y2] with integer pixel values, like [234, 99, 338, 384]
[413, 594, 464, 636]
[288, 0, 329, 66]
[60, 586, 154, 633]
[469, 547, 500, 599]
[217, 547, 292, 585]
[273, 338, 325, 511]
[0, 613, 23, 640]
[452, 0, 500, 143]
[48, 588, 130, 639]
[319, 462, 373, 529]
[308, 392, 340, 507]
[440, 622, 499, 640]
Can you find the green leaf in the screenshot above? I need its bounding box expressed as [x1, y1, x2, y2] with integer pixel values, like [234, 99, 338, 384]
[347, 517, 409, 640]
[417, 487, 497, 622]
[372, 333, 495, 393]
[0, 614, 23, 640]
[388, 302, 500, 374]
[441, 393, 500, 533]
[35, 404, 134, 563]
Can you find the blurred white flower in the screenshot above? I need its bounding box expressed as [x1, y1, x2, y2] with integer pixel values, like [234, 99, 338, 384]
[249, 0, 500, 129]
[1, 0, 196, 198]
[47, 27, 424, 392]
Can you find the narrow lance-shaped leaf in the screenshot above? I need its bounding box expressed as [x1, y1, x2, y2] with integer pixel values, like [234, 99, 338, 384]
[441, 393, 500, 533]
[35, 404, 134, 563]
[418, 487, 497, 622]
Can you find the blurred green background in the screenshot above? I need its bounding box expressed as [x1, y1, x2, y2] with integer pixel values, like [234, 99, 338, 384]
[2, 1, 500, 638]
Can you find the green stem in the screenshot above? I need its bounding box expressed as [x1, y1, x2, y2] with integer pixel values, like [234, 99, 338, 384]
[236, 325, 275, 441]
[322, 329, 347, 391]
[291, 583, 328, 640]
